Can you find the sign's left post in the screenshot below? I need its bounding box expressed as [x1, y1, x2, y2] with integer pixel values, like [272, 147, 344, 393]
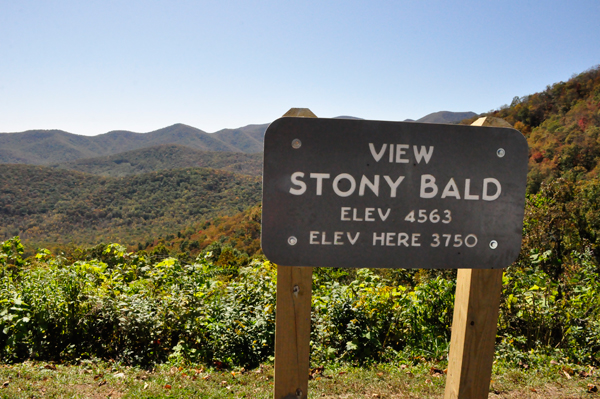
[273, 108, 317, 399]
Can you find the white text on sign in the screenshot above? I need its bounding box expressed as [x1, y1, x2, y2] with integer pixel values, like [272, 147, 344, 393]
[288, 142, 501, 201]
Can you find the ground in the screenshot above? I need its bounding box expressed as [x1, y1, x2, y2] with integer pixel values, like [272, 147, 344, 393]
[0, 361, 597, 398]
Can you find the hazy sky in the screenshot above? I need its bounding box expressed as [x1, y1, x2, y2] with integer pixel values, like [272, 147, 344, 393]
[1, 0, 599, 136]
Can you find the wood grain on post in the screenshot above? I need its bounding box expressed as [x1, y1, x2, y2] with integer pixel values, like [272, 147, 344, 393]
[444, 268, 504, 399]
[274, 265, 313, 399]
[274, 108, 316, 399]
[444, 116, 513, 399]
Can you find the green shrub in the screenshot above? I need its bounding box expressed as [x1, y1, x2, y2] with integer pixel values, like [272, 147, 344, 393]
[3, 227, 600, 369]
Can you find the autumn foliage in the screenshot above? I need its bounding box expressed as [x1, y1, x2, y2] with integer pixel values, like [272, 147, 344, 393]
[488, 66, 600, 193]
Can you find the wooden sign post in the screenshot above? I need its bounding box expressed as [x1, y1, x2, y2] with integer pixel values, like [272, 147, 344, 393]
[444, 116, 515, 399]
[444, 268, 504, 398]
[273, 108, 316, 399]
[265, 112, 527, 399]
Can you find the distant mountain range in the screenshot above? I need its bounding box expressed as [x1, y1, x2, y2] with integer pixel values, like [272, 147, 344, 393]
[414, 111, 478, 124]
[0, 123, 268, 165]
[0, 111, 478, 166]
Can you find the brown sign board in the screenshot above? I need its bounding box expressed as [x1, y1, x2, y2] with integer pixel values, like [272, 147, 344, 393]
[261, 117, 528, 269]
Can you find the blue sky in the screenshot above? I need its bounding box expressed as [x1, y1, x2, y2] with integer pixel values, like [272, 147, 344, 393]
[1, 0, 599, 135]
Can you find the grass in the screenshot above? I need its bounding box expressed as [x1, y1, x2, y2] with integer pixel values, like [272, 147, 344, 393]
[0, 360, 597, 398]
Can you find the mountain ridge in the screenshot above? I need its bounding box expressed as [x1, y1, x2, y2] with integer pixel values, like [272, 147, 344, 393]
[0, 112, 477, 166]
[0, 123, 268, 165]
[415, 111, 478, 124]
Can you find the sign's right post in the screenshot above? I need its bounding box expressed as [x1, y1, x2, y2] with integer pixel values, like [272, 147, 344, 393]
[444, 268, 504, 398]
[444, 116, 515, 399]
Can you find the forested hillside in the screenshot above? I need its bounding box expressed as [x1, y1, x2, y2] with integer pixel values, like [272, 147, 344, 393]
[0, 165, 261, 248]
[462, 65, 600, 193]
[210, 123, 268, 153]
[50, 144, 263, 177]
[136, 204, 263, 263]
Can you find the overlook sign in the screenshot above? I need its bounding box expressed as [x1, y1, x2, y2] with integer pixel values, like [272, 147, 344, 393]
[261, 117, 528, 269]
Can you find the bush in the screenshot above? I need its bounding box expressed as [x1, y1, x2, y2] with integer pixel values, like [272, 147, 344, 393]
[3, 224, 600, 368]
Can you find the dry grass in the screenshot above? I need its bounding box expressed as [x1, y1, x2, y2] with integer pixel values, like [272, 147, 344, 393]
[0, 361, 597, 398]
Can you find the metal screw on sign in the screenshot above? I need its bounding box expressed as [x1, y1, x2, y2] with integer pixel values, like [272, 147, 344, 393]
[292, 139, 302, 149]
[497, 148, 505, 158]
[489, 240, 498, 249]
[288, 236, 298, 245]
